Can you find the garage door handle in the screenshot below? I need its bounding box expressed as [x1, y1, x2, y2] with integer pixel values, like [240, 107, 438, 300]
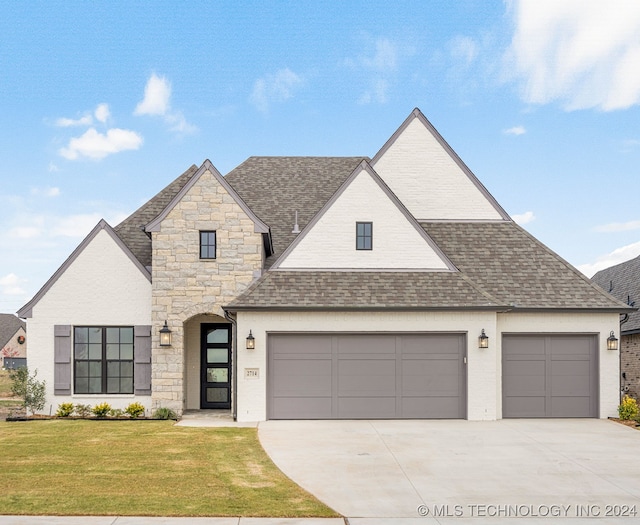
[464, 357, 467, 364]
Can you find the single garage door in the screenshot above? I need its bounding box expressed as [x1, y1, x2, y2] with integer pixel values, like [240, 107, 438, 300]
[268, 333, 466, 419]
[502, 334, 598, 418]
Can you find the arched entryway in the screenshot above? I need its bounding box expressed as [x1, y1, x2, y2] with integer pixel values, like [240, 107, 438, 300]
[184, 313, 232, 410]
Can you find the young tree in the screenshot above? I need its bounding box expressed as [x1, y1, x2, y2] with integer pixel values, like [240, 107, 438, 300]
[9, 367, 46, 414]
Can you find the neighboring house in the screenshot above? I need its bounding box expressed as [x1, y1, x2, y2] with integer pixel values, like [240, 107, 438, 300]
[18, 109, 631, 420]
[592, 257, 640, 399]
[0, 313, 27, 369]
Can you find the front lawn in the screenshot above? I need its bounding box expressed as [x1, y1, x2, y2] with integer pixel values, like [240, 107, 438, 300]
[0, 369, 14, 397]
[0, 420, 337, 517]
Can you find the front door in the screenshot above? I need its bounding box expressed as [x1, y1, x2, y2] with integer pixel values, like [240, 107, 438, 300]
[201, 323, 231, 409]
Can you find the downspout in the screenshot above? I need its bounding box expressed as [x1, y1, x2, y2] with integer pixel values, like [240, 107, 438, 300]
[224, 308, 238, 421]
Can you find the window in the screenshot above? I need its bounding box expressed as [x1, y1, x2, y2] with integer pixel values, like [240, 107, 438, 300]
[200, 231, 216, 259]
[356, 222, 373, 250]
[74, 327, 134, 394]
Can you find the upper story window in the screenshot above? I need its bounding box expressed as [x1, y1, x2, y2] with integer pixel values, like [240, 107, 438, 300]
[74, 326, 134, 394]
[200, 231, 217, 259]
[356, 222, 373, 250]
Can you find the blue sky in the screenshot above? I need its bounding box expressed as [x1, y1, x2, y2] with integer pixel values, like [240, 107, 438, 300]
[2, 1, 640, 313]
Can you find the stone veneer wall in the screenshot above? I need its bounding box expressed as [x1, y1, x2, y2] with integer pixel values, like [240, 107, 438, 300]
[621, 334, 640, 400]
[151, 168, 264, 412]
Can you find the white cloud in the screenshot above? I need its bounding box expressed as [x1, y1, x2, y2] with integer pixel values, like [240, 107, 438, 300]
[30, 186, 61, 198]
[449, 36, 478, 68]
[55, 104, 111, 128]
[0, 273, 26, 296]
[55, 114, 93, 127]
[135, 74, 171, 116]
[250, 68, 304, 113]
[48, 162, 60, 173]
[94, 103, 110, 123]
[512, 211, 535, 224]
[504, 125, 526, 136]
[59, 128, 143, 160]
[8, 226, 42, 239]
[134, 74, 196, 133]
[594, 220, 640, 233]
[505, 0, 640, 111]
[346, 37, 414, 105]
[577, 241, 640, 277]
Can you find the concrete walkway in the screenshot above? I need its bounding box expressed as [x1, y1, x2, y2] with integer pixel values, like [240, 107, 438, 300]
[258, 419, 640, 520]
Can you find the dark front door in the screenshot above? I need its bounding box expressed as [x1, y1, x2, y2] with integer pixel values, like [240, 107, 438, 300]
[201, 323, 231, 409]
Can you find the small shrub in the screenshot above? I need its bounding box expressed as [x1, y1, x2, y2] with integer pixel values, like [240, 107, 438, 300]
[92, 402, 111, 418]
[125, 402, 146, 419]
[108, 408, 124, 418]
[618, 395, 639, 421]
[56, 403, 75, 417]
[74, 404, 92, 417]
[9, 367, 47, 414]
[153, 407, 177, 420]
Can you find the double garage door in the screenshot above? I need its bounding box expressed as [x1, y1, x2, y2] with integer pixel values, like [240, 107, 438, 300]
[268, 333, 466, 419]
[502, 334, 598, 418]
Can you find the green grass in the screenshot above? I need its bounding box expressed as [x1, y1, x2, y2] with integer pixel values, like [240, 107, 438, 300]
[0, 400, 20, 407]
[0, 420, 337, 517]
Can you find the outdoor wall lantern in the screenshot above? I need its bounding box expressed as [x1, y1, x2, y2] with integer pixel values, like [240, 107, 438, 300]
[607, 331, 618, 351]
[478, 329, 489, 349]
[159, 321, 172, 347]
[246, 330, 255, 350]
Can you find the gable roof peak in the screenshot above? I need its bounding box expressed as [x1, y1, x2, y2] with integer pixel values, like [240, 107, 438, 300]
[145, 159, 269, 234]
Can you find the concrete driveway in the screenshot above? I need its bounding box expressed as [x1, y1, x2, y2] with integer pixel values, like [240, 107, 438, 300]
[258, 419, 640, 521]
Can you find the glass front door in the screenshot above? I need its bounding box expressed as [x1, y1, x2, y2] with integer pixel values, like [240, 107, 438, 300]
[200, 324, 231, 409]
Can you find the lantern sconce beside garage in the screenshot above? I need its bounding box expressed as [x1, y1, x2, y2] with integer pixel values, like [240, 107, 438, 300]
[607, 331, 618, 351]
[478, 329, 489, 349]
[246, 330, 256, 350]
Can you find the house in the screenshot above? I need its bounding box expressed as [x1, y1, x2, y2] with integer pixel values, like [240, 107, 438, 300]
[0, 313, 27, 369]
[592, 257, 640, 399]
[18, 109, 631, 420]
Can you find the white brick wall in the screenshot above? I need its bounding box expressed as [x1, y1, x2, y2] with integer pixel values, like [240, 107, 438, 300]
[278, 168, 450, 269]
[235, 310, 619, 422]
[26, 228, 152, 414]
[236, 310, 497, 422]
[372, 117, 504, 221]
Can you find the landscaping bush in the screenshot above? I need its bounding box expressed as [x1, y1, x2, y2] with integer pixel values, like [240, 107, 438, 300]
[108, 408, 124, 418]
[125, 402, 145, 419]
[9, 367, 46, 414]
[92, 402, 111, 418]
[153, 407, 177, 420]
[618, 395, 639, 420]
[55, 402, 75, 417]
[74, 404, 92, 417]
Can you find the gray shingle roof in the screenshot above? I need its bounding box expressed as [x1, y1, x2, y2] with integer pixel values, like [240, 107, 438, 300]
[0, 313, 25, 347]
[114, 164, 199, 267]
[224, 157, 367, 267]
[423, 221, 629, 310]
[592, 255, 640, 332]
[226, 271, 504, 310]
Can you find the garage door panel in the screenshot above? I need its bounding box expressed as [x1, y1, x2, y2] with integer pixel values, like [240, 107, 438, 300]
[402, 360, 460, 396]
[269, 333, 466, 419]
[402, 396, 462, 418]
[271, 397, 332, 419]
[271, 360, 332, 396]
[401, 334, 460, 354]
[504, 396, 546, 418]
[551, 397, 592, 418]
[338, 397, 396, 418]
[270, 334, 332, 355]
[337, 334, 396, 354]
[503, 334, 597, 418]
[338, 358, 396, 396]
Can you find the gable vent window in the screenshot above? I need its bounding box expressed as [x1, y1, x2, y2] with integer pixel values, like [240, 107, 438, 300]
[200, 231, 217, 259]
[356, 222, 373, 250]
